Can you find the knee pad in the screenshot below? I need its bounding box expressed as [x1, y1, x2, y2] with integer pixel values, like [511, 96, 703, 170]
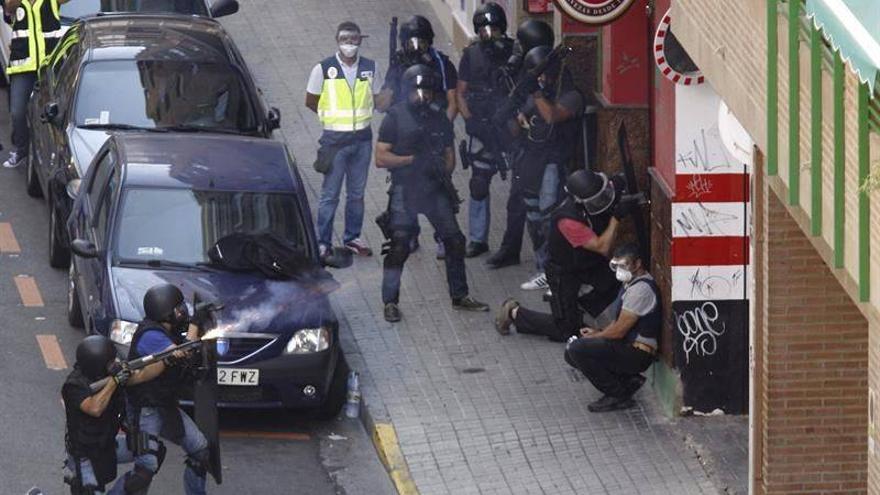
[442, 232, 466, 259]
[469, 170, 491, 201]
[384, 233, 411, 267]
[123, 465, 155, 494]
[185, 448, 211, 478]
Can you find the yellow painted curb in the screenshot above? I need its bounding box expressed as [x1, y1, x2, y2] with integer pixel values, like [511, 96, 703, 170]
[372, 422, 420, 495]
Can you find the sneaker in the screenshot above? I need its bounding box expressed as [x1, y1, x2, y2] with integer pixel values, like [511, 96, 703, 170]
[318, 244, 330, 259]
[485, 251, 520, 269]
[495, 298, 519, 335]
[587, 395, 635, 413]
[345, 237, 373, 256]
[436, 241, 445, 260]
[2, 151, 21, 169]
[452, 295, 490, 312]
[383, 303, 402, 322]
[465, 241, 489, 258]
[520, 273, 548, 291]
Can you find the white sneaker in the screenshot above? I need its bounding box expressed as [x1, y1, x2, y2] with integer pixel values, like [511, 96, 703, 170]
[2, 151, 21, 169]
[521, 272, 549, 291]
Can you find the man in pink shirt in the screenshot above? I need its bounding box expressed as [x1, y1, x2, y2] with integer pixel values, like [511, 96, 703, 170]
[495, 169, 633, 341]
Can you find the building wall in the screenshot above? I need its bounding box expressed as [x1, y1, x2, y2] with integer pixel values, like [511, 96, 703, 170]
[671, 0, 766, 152]
[760, 189, 868, 494]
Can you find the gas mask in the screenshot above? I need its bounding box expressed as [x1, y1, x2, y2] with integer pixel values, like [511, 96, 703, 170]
[337, 30, 362, 59]
[339, 43, 359, 58]
[609, 259, 635, 283]
[170, 300, 191, 329]
[405, 37, 429, 54]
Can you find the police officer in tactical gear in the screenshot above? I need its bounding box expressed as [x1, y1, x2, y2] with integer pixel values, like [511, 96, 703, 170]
[565, 243, 661, 412]
[62, 336, 164, 494]
[457, 2, 514, 258]
[375, 64, 489, 322]
[385, 15, 458, 121]
[485, 19, 555, 270]
[495, 169, 632, 342]
[116, 283, 209, 495]
[508, 45, 584, 292]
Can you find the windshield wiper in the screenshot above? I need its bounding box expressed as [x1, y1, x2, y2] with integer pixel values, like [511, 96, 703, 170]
[77, 123, 168, 132]
[156, 124, 247, 135]
[117, 258, 221, 272]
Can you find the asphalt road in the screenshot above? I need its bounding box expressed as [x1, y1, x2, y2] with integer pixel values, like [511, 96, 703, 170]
[0, 93, 394, 494]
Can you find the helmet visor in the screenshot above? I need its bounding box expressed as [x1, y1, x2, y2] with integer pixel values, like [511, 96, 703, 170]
[405, 37, 428, 53]
[571, 172, 616, 215]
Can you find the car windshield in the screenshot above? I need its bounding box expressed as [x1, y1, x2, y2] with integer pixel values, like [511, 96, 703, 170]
[74, 60, 258, 132]
[114, 188, 306, 265]
[60, 0, 208, 21]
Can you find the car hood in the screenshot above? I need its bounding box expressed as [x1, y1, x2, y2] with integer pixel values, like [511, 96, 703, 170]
[68, 127, 111, 176]
[111, 266, 336, 334]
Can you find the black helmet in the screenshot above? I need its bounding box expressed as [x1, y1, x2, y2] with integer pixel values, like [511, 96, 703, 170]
[565, 169, 617, 215]
[143, 283, 187, 325]
[523, 45, 554, 75]
[399, 15, 434, 44]
[516, 20, 554, 54]
[76, 335, 117, 379]
[402, 64, 437, 92]
[473, 2, 507, 32]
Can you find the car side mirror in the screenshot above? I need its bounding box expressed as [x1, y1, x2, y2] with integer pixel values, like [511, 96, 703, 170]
[65, 178, 81, 200]
[41, 102, 59, 125]
[266, 107, 281, 131]
[321, 247, 352, 269]
[209, 0, 239, 18]
[71, 238, 99, 259]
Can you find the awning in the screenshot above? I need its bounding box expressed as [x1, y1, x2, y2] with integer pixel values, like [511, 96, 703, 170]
[806, 0, 880, 92]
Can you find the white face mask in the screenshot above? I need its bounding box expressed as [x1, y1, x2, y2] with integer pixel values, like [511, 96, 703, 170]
[615, 267, 633, 283]
[339, 44, 359, 58]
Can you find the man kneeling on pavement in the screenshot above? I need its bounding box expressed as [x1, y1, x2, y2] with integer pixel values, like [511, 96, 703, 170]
[566, 243, 660, 412]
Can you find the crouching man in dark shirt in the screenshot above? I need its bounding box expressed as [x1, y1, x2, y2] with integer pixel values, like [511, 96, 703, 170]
[564, 243, 661, 413]
[62, 335, 164, 494]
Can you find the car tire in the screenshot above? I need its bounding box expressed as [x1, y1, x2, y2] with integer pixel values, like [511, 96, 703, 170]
[315, 353, 348, 420]
[49, 203, 71, 269]
[26, 141, 42, 198]
[67, 263, 84, 329]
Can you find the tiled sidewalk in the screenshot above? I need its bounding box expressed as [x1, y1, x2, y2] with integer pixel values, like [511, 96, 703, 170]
[222, 2, 726, 493]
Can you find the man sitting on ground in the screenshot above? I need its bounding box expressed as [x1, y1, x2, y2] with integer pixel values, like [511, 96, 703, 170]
[564, 243, 661, 412]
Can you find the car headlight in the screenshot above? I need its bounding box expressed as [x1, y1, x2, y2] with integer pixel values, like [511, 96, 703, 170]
[110, 319, 138, 345]
[285, 327, 330, 354]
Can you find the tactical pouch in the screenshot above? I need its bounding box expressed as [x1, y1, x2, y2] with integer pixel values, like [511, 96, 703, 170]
[313, 144, 341, 174]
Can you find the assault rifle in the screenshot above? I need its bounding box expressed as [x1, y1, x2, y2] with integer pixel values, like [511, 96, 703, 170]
[389, 17, 398, 72]
[88, 340, 203, 392]
[493, 44, 572, 129]
[419, 109, 462, 214]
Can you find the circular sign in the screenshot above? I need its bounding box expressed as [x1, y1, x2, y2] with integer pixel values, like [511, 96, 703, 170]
[554, 0, 637, 25]
[654, 9, 704, 85]
[327, 66, 338, 79]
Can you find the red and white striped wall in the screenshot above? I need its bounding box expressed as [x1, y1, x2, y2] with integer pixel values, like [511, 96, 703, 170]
[671, 84, 752, 301]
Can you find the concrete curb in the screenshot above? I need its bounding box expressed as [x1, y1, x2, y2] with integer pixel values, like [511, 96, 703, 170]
[371, 422, 420, 495]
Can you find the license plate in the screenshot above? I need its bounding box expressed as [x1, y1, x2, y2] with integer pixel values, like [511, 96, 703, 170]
[217, 368, 259, 386]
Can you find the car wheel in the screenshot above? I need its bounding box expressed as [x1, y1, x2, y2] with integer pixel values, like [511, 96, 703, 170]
[67, 263, 84, 329]
[315, 353, 348, 420]
[49, 204, 71, 269]
[26, 141, 42, 198]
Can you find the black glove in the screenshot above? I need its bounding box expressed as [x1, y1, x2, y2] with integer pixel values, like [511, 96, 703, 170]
[612, 197, 637, 220]
[108, 361, 132, 386]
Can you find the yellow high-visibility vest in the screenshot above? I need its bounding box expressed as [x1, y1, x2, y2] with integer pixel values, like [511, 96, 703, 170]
[7, 0, 62, 75]
[316, 56, 375, 132]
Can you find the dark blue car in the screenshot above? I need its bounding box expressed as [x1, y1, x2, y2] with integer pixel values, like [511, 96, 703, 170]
[65, 132, 346, 416]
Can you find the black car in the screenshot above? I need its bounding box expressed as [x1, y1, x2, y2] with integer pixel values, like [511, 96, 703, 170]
[27, 14, 281, 268]
[66, 132, 346, 415]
